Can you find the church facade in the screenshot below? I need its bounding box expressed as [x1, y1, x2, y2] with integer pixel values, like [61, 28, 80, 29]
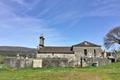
[36, 36, 108, 67]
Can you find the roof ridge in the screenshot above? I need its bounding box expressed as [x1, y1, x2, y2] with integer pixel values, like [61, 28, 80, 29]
[73, 41, 101, 47]
[45, 46, 71, 48]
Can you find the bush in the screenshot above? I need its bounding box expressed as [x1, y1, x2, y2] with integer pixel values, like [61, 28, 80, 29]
[0, 55, 5, 64]
[117, 57, 120, 62]
[0, 64, 12, 71]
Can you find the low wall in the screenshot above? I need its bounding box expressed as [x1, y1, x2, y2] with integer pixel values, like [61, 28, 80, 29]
[83, 57, 111, 67]
[4, 57, 112, 68]
[42, 58, 68, 67]
[4, 57, 33, 68]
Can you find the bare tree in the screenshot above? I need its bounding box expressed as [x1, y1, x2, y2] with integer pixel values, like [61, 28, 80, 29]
[104, 26, 120, 49]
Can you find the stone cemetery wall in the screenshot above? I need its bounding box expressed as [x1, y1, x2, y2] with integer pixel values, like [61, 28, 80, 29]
[42, 58, 68, 67]
[4, 57, 33, 68]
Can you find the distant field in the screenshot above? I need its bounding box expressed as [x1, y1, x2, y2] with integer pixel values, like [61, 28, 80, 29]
[0, 62, 120, 80]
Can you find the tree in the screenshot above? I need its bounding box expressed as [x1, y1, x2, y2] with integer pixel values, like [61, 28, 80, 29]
[104, 26, 120, 49]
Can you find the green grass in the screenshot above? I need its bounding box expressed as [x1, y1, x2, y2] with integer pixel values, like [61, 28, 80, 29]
[0, 62, 120, 80]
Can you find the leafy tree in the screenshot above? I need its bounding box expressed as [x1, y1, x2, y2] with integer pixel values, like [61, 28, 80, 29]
[104, 27, 120, 49]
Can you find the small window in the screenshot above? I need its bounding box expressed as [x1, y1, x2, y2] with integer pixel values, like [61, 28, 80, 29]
[94, 49, 96, 57]
[52, 53, 54, 56]
[84, 49, 87, 56]
[101, 52, 104, 57]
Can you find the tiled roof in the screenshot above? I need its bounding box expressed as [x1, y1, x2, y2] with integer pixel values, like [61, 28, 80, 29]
[38, 46, 74, 54]
[73, 41, 101, 47]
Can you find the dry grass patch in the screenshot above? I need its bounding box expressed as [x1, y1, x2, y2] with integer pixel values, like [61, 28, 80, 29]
[24, 72, 111, 80]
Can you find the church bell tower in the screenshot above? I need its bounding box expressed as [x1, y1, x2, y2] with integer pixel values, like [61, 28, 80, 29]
[39, 34, 45, 48]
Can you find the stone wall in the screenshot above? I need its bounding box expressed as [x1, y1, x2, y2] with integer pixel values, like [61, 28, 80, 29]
[42, 58, 69, 67]
[73, 47, 103, 66]
[36, 53, 75, 62]
[4, 57, 112, 68]
[33, 59, 42, 68]
[73, 47, 102, 57]
[81, 57, 111, 67]
[4, 57, 33, 68]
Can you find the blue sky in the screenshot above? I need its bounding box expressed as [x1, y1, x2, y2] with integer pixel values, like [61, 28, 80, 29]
[0, 0, 120, 48]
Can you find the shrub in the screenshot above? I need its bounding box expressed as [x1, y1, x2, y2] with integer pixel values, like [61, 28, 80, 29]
[0, 55, 5, 64]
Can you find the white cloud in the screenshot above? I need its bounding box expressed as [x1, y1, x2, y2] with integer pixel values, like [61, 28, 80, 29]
[88, 0, 120, 17]
[11, 0, 25, 5]
[11, 0, 41, 10]
[0, 1, 65, 47]
[0, 2, 17, 19]
[0, 16, 66, 46]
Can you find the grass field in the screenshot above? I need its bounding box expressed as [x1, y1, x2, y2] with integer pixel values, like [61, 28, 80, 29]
[0, 62, 120, 80]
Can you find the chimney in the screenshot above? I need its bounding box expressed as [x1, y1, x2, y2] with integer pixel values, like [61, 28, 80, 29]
[39, 35, 45, 48]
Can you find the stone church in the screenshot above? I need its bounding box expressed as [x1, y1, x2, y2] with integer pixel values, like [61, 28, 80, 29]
[4, 35, 114, 68]
[35, 35, 109, 67]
